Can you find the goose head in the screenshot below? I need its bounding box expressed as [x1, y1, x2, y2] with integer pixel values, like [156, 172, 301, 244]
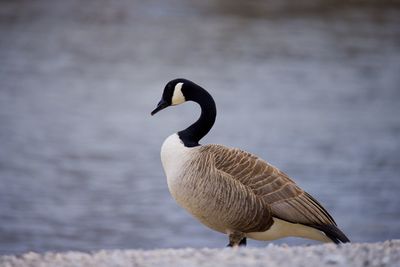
[151, 78, 217, 147]
[151, 78, 191, 116]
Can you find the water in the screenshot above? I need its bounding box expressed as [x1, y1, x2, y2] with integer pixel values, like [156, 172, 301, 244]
[0, 0, 399, 255]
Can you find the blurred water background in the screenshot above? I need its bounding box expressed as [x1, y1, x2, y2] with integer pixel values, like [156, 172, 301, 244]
[0, 0, 399, 255]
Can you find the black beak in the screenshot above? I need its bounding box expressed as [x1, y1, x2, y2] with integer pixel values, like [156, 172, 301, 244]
[151, 99, 169, 116]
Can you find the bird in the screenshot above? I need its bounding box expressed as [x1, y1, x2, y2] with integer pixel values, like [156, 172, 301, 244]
[151, 78, 350, 247]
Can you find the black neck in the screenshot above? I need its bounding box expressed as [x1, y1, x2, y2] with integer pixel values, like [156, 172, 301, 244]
[178, 86, 217, 147]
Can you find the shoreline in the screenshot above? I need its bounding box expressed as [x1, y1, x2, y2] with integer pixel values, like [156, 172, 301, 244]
[1, 240, 399, 267]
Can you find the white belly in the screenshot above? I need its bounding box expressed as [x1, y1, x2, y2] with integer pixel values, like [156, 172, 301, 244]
[160, 133, 196, 198]
[247, 217, 331, 242]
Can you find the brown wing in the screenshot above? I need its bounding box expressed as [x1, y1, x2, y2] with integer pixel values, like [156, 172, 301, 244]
[201, 144, 336, 226]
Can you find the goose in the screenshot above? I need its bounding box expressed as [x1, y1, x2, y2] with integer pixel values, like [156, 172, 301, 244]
[151, 78, 350, 247]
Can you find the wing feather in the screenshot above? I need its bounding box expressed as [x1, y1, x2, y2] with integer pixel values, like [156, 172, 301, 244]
[201, 144, 337, 226]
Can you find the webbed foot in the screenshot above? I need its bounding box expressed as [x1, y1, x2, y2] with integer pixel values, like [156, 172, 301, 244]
[227, 231, 246, 247]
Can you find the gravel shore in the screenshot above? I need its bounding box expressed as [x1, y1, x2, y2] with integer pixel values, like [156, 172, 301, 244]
[1, 240, 398, 267]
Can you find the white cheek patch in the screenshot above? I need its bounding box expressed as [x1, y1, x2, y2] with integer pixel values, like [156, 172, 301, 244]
[171, 82, 185, 105]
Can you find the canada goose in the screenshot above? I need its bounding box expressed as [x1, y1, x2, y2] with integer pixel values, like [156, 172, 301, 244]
[151, 78, 350, 247]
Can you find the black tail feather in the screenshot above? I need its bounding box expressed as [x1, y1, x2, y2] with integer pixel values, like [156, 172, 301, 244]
[310, 224, 350, 244]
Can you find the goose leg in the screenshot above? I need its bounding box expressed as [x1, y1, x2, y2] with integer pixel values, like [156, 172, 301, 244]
[227, 231, 246, 247]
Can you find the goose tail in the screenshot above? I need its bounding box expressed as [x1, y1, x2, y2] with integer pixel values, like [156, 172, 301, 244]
[310, 224, 350, 244]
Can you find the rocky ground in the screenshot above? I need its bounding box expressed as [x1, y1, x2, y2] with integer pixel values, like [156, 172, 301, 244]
[1, 240, 399, 267]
